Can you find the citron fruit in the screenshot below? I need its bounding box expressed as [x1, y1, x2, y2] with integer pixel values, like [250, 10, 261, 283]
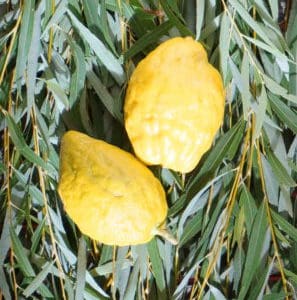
[58, 131, 168, 246]
[124, 36, 225, 173]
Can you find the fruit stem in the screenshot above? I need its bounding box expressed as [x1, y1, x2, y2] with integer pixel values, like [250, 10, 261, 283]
[153, 228, 178, 245]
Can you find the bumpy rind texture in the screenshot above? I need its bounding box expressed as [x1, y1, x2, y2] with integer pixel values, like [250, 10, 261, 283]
[58, 131, 168, 246]
[124, 36, 225, 173]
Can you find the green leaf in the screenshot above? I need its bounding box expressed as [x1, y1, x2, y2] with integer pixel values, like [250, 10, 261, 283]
[87, 70, 123, 122]
[229, 0, 278, 50]
[10, 227, 35, 277]
[269, 95, 297, 134]
[195, 0, 205, 39]
[219, 11, 230, 83]
[248, 260, 275, 300]
[15, 0, 35, 91]
[266, 149, 296, 187]
[147, 239, 166, 293]
[233, 246, 245, 293]
[23, 262, 54, 297]
[68, 39, 86, 108]
[81, 0, 101, 35]
[244, 35, 289, 62]
[99, 245, 113, 265]
[168, 194, 187, 216]
[229, 58, 252, 117]
[238, 203, 268, 300]
[42, 0, 68, 36]
[241, 51, 251, 120]
[0, 210, 15, 265]
[188, 118, 245, 193]
[75, 237, 87, 300]
[264, 74, 297, 104]
[284, 268, 297, 285]
[239, 185, 257, 236]
[91, 259, 132, 276]
[0, 267, 11, 300]
[5, 114, 53, 173]
[67, 9, 125, 85]
[100, 0, 117, 53]
[254, 86, 268, 141]
[263, 292, 289, 300]
[159, 0, 193, 37]
[123, 259, 140, 300]
[124, 20, 173, 60]
[46, 79, 69, 110]
[26, 2, 42, 109]
[31, 217, 46, 253]
[179, 210, 203, 247]
[271, 210, 297, 243]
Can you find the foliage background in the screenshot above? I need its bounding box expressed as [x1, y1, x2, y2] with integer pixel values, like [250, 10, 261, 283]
[0, 0, 297, 299]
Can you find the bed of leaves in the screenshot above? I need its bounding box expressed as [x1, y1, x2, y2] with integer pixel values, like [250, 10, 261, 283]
[0, 0, 297, 299]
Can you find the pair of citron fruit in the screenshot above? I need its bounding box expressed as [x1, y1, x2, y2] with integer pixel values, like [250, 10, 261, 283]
[58, 37, 225, 246]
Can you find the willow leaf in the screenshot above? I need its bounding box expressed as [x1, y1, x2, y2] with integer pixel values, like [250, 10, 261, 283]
[5, 114, 52, 173]
[188, 118, 245, 193]
[15, 0, 35, 91]
[160, 0, 193, 37]
[271, 210, 297, 243]
[147, 239, 166, 293]
[23, 262, 54, 297]
[269, 95, 297, 134]
[68, 40, 86, 108]
[67, 9, 124, 85]
[10, 228, 35, 277]
[124, 20, 173, 60]
[75, 237, 87, 300]
[267, 149, 296, 187]
[238, 203, 268, 300]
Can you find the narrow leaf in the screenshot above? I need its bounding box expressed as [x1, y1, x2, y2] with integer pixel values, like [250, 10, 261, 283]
[160, 0, 193, 36]
[267, 149, 296, 187]
[253, 86, 267, 140]
[46, 79, 69, 110]
[0, 267, 11, 300]
[269, 95, 297, 134]
[124, 21, 173, 60]
[229, 0, 277, 49]
[27, 1, 42, 109]
[219, 11, 230, 82]
[147, 239, 166, 292]
[87, 70, 123, 122]
[15, 0, 35, 90]
[75, 237, 87, 300]
[23, 262, 54, 297]
[271, 210, 297, 243]
[10, 228, 35, 277]
[5, 114, 52, 173]
[179, 210, 203, 246]
[67, 9, 124, 85]
[68, 40, 86, 108]
[238, 203, 268, 300]
[195, 0, 205, 39]
[188, 118, 245, 193]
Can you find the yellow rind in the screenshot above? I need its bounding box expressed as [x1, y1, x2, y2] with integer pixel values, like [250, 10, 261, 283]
[58, 131, 168, 246]
[124, 36, 225, 173]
